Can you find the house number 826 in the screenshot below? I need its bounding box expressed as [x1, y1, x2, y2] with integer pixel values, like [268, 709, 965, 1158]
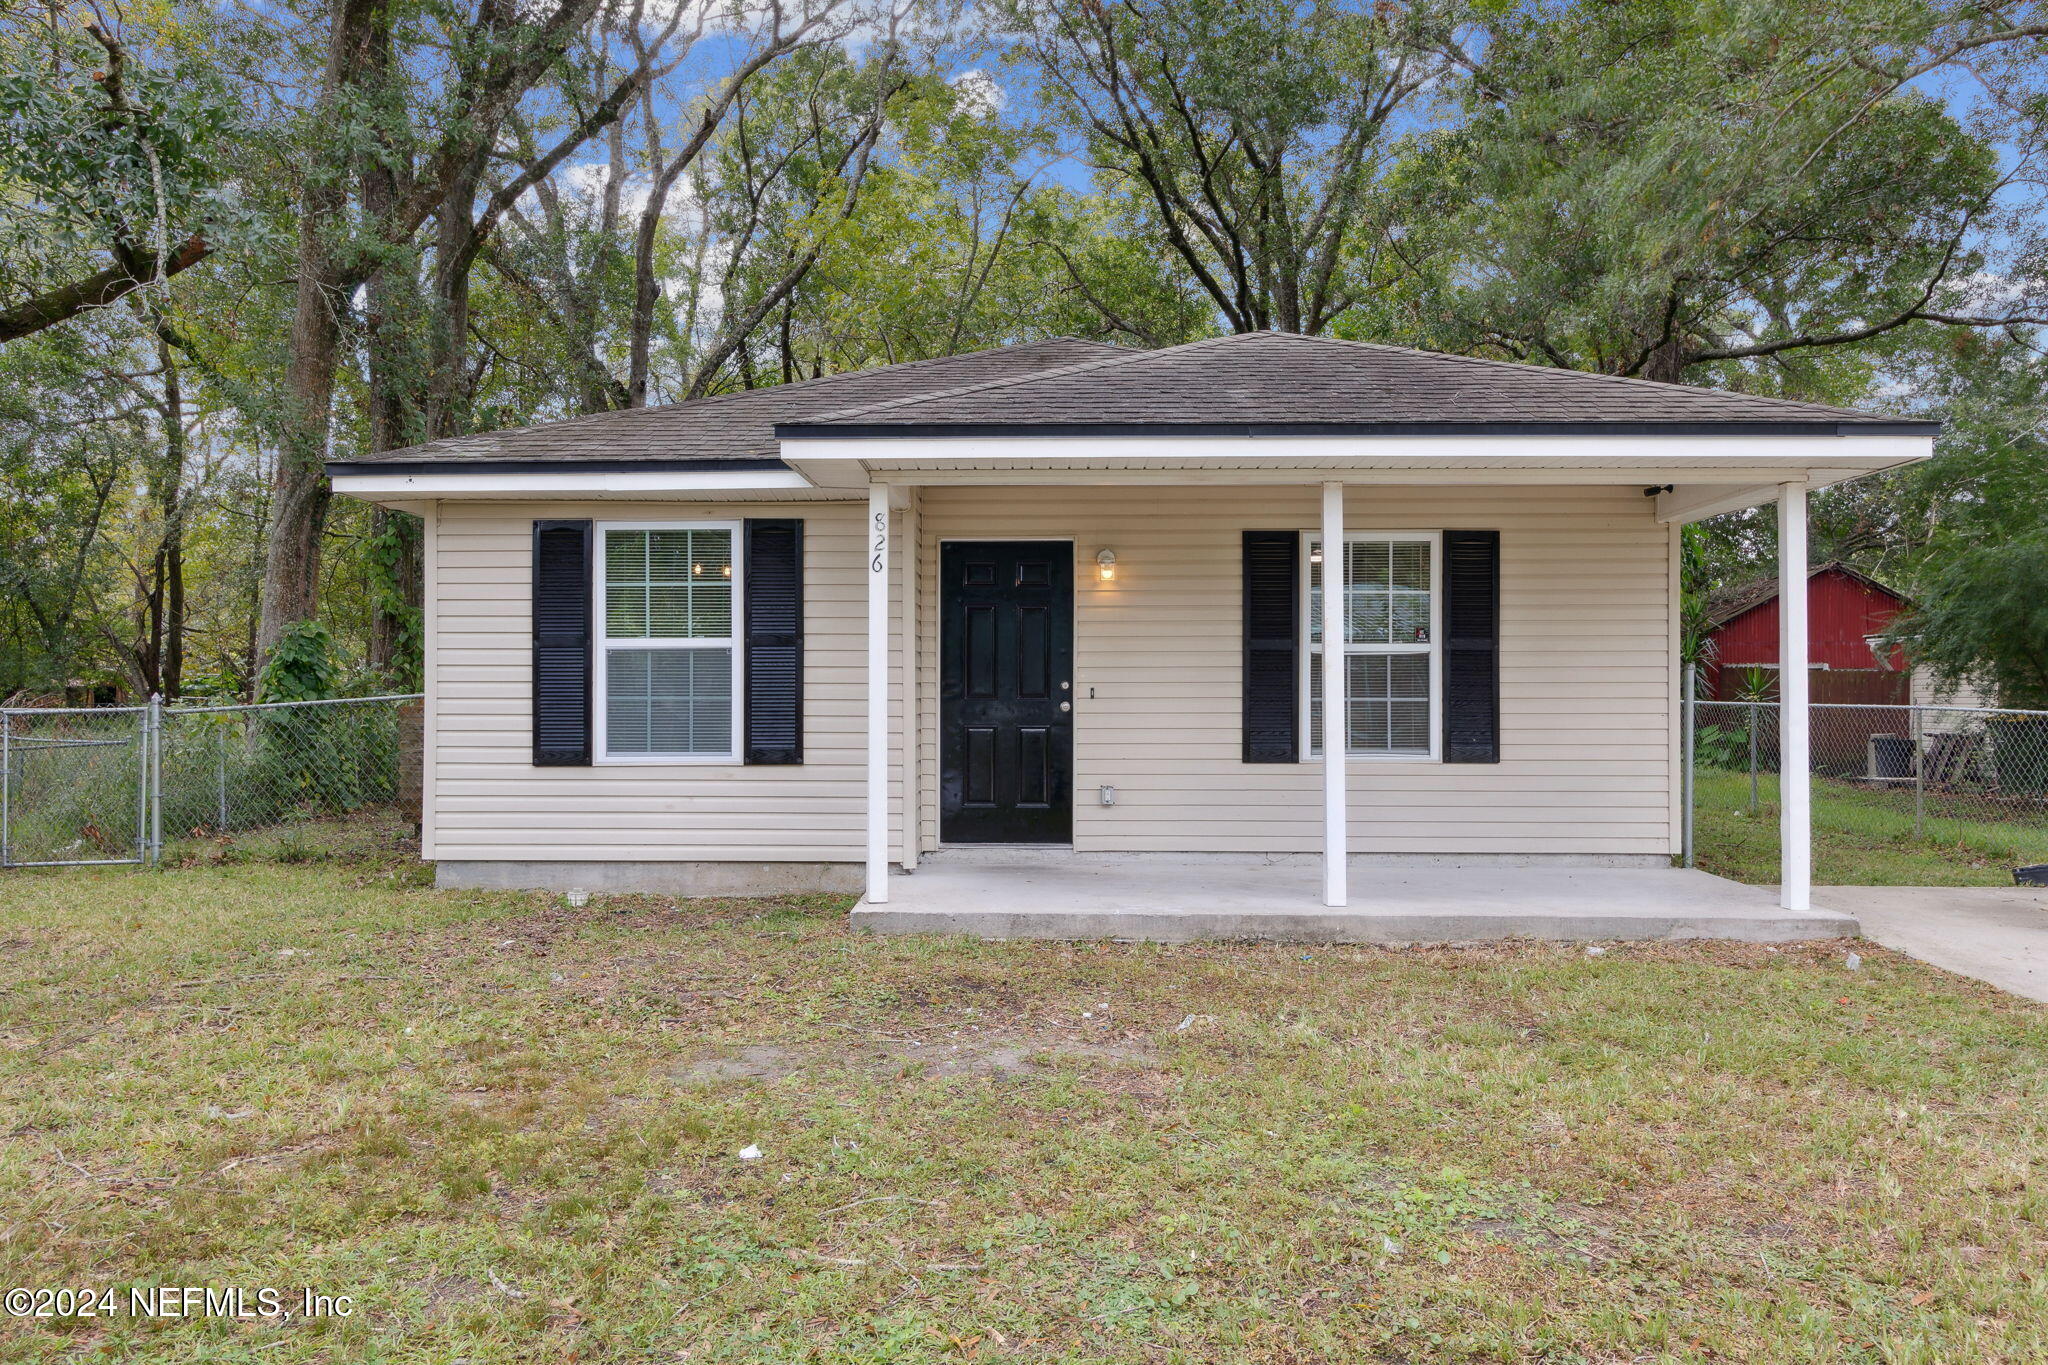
[871, 511, 886, 573]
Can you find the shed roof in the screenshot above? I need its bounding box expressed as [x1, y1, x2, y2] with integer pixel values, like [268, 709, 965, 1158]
[1704, 563, 1909, 630]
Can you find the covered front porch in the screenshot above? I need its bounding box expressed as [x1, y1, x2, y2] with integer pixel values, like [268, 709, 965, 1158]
[843, 466, 1868, 936]
[851, 851, 1860, 943]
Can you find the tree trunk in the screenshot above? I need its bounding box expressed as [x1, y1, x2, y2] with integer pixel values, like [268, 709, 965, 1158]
[163, 525, 184, 698]
[256, 0, 386, 663]
[366, 505, 423, 681]
[626, 169, 675, 407]
[157, 327, 186, 699]
[1642, 336, 1688, 384]
[424, 151, 487, 441]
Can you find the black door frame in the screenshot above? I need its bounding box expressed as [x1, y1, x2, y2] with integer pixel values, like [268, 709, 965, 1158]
[937, 537, 1076, 846]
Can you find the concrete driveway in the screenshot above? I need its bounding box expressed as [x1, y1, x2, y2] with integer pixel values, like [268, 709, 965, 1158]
[1819, 885, 2048, 1003]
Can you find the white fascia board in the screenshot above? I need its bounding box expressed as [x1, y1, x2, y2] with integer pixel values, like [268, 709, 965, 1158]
[781, 432, 1934, 488]
[331, 469, 812, 502]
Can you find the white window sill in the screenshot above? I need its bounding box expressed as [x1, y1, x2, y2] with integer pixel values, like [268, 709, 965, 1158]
[1306, 753, 1441, 763]
[593, 755, 742, 766]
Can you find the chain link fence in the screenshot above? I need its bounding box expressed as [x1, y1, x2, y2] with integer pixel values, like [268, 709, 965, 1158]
[11, 690, 2042, 883]
[1687, 700, 2048, 884]
[1, 695, 420, 868]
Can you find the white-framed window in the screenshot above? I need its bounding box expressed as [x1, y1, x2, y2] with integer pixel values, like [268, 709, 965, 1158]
[1302, 531, 1442, 761]
[594, 521, 742, 763]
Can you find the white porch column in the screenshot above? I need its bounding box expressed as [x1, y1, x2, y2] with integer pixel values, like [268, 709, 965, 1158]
[1322, 481, 1348, 908]
[899, 488, 919, 870]
[1777, 482, 1811, 911]
[866, 483, 891, 903]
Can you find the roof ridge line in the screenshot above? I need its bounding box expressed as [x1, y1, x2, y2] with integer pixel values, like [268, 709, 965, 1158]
[1285, 332, 1893, 422]
[804, 332, 1249, 422]
[798, 328, 1909, 427]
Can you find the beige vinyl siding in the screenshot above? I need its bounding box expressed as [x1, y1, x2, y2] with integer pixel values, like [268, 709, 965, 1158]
[915, 485, 1675, 856]
[427, 484, 1675, 865]
[429, 500, 905, 863]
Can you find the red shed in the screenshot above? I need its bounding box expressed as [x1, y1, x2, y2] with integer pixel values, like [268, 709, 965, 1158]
[1702, 563, 1910, 706]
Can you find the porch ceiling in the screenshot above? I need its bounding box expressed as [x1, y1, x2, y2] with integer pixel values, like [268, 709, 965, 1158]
[785, 430, 1921, 476]
[776, 430, 1932, 525]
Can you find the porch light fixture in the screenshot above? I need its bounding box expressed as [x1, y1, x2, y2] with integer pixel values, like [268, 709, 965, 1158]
[1096, 548, 1117, 582]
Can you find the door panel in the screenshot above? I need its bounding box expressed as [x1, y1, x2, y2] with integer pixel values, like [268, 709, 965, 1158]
[941, 542, 1074, 844]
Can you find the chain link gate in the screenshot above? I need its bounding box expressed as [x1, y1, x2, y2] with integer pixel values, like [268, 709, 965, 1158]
[0, 705, 152, 867]
[0, 695, 419, 869]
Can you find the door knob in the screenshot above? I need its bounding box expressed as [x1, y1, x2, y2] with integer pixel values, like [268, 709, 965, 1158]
[1059, 701, 1071, 712]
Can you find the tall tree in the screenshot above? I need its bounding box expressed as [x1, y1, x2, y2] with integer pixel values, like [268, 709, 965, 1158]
[681, 40, 914, 396]
[623, 0, 866, 405]
[1390, 0, 2048, 384]
[258, 0, 609, 661]
[1000, 0, 1462, 335]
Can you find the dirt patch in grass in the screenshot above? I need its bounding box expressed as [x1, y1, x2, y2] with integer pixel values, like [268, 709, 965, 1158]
[671, 1035, 1160, 1084]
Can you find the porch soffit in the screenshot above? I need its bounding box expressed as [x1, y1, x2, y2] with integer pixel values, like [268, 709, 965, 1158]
[778, 430, 1930, 497]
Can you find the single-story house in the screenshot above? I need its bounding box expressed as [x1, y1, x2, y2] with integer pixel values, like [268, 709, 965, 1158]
[329, 332, 1937, 937]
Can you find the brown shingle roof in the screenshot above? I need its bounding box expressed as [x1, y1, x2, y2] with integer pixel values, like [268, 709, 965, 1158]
[334, 331, 1936, 472]
[327, 338, 1125, 470]
[1705, 563, 1909, 629]
[787, 331, 1931, 434]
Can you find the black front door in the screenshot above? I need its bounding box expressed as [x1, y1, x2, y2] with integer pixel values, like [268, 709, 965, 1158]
[940, 541, 1074, 844]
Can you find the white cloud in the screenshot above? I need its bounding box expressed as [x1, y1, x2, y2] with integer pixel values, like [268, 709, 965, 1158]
[948, 67, 1005, 119]
[1957, 269, 2044, 310]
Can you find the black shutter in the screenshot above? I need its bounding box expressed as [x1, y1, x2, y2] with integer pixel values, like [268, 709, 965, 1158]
[1242, 530, 1300, 763]
[1443, 529, 1500, 764]
[532, 519, 593, 766]
[744, 518, 804, 765]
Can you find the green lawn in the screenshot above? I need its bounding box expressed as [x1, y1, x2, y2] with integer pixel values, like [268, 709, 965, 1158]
[1694, 768, 2048, 886]
[3, 820, 2047, 1362]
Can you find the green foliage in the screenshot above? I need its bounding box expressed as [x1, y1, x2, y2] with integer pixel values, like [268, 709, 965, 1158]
[1678, 526, 1719, 667]
[1002, 0, 1459, 334]
[1724, 666, 1776, 703]
[255, 620, 338, 703]
[0, 21, 266, 294]
[365, 512, 424, 692]
[1388, 0, 2016, 383]
[1904, 532, 2048, 710]
[1694, 722, 1748, 772]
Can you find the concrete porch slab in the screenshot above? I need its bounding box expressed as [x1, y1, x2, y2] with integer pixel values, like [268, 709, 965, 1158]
[851, 853, 1859, 944]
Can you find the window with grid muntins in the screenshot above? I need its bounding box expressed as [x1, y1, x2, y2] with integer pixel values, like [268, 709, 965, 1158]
[1305, 534, 1438, 759]
[599, 526, 739, 759]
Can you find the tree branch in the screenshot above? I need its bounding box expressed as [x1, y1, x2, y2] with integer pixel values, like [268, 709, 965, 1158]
[0, 234, 211, 343]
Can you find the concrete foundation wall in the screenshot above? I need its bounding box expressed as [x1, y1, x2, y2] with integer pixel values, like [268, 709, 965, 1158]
[434, 860, 863, 895]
